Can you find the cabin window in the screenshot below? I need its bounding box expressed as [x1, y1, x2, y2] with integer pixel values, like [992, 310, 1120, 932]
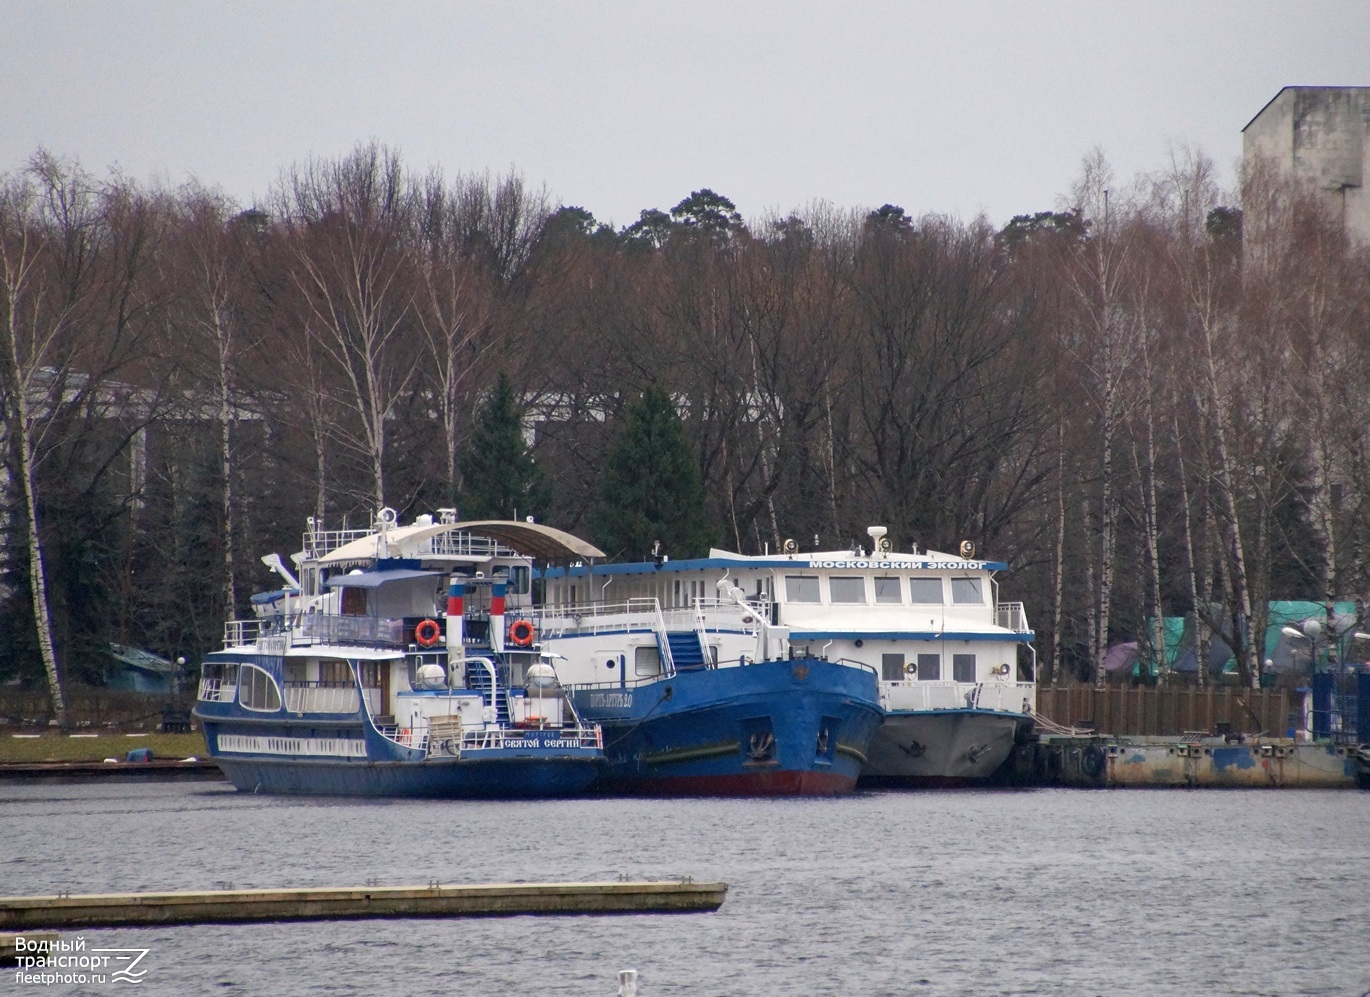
[829, 577, 866, 604]
[318, 659, 351, 684]
[953, 653, 976, 683]
[785, 576, 820, 603]
[908, 578, 943, 604]
[917, 653, 940, 681]
[508, 566, 530, 595]
[634, 646, 661, 677]
[951, 578, 984, 605]
[673, 579, 681, 608]
[881, 653, 906, 682]
[203, 661, 239, 684]
[341, 586, 368, 616]
[238, 664, 282, 712]
[357, 662, 384, 688]
[874, 577, 902, 604]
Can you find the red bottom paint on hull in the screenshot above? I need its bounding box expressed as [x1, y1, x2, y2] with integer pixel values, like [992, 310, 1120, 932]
[610, 768, 857, 797]
[858, 775, 989, 790]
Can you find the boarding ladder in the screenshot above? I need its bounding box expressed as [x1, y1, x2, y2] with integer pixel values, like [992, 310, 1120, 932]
[464, 658, 511, 725]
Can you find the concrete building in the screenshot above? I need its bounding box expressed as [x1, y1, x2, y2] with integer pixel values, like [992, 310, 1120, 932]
[1243, 86, 1370, 242]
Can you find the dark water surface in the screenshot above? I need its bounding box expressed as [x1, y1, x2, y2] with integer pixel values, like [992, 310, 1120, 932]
[2, 781, 1367, 996]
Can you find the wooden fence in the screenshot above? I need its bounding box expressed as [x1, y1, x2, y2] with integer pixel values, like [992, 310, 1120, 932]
[1035, 685, 1294, 737]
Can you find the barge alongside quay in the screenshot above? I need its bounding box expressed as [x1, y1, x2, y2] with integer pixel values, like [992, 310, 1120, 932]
[1004, 734, 1368, 788]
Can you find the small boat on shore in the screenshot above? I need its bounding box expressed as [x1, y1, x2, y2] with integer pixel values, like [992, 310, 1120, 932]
[194, 510, 606, 798]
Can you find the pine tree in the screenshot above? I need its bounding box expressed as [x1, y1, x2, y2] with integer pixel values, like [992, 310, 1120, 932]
[457, 373, 550, 521]
[590, 386, 715, 560]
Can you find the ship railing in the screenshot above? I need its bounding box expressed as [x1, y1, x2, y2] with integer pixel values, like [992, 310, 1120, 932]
[197, 678, 236, 703]
[536, 598, 666, 636]
[538, 598, 759, 636]
[302, 527, 374, 560]
[373, 724, 602, 754]
[421, 532, 520, 558]
[282, 681, 360, 714]
[882, 680, 1035, 714]
[223, 617, 282, 647]
[996, 602, 1031, 633]
[298, 613, 405, 648]
[831, 658, 881, 678]
[302, 526, 524, 562]
[672, 598, 761, 632]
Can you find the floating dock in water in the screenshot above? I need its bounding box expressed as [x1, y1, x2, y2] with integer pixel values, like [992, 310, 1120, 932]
[0, 881, 727, 931]
[1004, 735, 1367, 788]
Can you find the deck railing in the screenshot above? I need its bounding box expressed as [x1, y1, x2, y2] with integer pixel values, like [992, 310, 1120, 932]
[300, 614, 405, 647]
[301, 527, 374, 560]
[372, 724, 603, 756]
[302, 526, 521, 561]
[282, 682, 360, 714]
[996, 602, 1031, 633]
[882, 680, 1035, 714]
[538, 597, 759, 636]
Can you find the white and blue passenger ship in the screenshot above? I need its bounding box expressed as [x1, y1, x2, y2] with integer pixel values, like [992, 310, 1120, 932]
[194, 511, 606, 798]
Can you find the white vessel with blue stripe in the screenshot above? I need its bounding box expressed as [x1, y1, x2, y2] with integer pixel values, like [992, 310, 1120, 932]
[545, 526, 1035, 785]
[193, 511, 606, 798]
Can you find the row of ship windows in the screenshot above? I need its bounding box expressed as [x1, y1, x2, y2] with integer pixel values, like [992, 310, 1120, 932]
[785, 576, 983, 606]
[882, 652, 977, 682]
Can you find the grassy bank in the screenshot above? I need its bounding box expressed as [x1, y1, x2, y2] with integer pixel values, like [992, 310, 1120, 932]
[0, 731, 207, 764]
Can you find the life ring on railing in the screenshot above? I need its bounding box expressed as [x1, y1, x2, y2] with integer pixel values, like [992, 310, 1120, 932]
[508, 619, 535, 647]
[414, 618, 442, 648]
[398, 727, 412, 747]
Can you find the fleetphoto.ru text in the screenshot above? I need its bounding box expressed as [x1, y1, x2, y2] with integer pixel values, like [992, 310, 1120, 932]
[11, 935, 151, 987]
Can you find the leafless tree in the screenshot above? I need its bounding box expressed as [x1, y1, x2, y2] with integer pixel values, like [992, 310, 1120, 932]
[273, 142, 418, 513]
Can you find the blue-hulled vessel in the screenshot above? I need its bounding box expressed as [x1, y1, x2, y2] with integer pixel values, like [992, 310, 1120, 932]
[535, 574, 885, 796]
[193, 510, 606, 798]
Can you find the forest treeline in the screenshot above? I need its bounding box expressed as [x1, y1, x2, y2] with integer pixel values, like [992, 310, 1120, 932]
[2, 142, 1368, 719]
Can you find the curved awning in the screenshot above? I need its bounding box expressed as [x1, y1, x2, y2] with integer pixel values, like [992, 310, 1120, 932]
[316, 519, 603, 566]
[448, 520, 605, 562]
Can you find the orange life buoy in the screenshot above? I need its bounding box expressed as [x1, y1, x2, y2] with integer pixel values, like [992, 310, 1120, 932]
[414, 618, 442, 648]
[508, 619, 535, 647]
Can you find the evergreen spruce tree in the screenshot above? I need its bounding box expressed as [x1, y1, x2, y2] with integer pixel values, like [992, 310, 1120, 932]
[457, 373, 550, 521]
[590, 386, 715, 560]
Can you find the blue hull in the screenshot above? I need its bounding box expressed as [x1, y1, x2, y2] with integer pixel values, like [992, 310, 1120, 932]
[210, 752, 603, 799]
[569, 658, 883, 796]
[195, 714, 604, 799]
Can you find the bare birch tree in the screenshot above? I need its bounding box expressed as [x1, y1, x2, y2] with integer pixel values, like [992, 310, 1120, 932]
[274, 142, 417, 514]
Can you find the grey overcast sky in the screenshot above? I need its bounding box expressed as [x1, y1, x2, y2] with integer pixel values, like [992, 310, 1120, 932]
[4, 1, 1368, 229]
